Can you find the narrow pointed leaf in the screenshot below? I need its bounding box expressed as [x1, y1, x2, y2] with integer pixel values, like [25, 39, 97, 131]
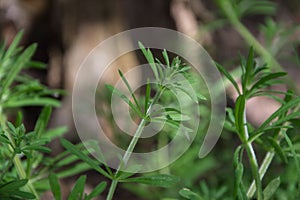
[235, 95, 246, 139]
[86, 182, 107, 200]
[162, 49, 170, 67]
[123, 174, 179, 188]
[243, 47, 254, 91]
[2, 98, 60, 108]
[49, 174, 61, 200]
[106, 85, 143, 118]
[215, 62, 241, 95]
[263, 177, 280, 200]
[250, 72, 287, 92]
[60, 139, 110, 178]
[118, 69, 141, 111]
[138, 42, 159, 81]
[68, 176, 86, 200]
[34, 106, 52, 138]
[179, 188, 203, 200]
[2, 44, 37, 94]
[256, 97, 300, 134]
[0, 179, 28, 191]
[145, 80, 151, 114]
[266, 137, 287, 163]
[2, 30, 24, 62]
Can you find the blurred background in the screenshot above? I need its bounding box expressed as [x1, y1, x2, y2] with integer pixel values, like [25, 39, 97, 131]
[1, 0, 300, 130]
[1, 0, 300, 199]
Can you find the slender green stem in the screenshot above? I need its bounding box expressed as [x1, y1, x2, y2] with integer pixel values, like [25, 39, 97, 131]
[106, 179, 118, 200]
[244, 142, 263, 200]
[118, 118, 147, 171]
[14, 155, 40, 199]
[106, 119, 147, 200]
[218, 0, 282, 71]
[241, 105, 263, 199]
[248, 118, 297, 198]
[218, 0, 298, 93]
[247, 151, 274, 198]
[106, 87, 164, 200]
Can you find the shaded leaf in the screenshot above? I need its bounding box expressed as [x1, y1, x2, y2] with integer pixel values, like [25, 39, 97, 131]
[68, 176, 86, 200]
[123, 174, 179, 188]
[86, 182, 107, 200]
[215, 62, 241, 95]
[49, 174, 61, 200]
[60, 139, 110, 178]
[179, 188, 203, 200]
[263, 177, 280, 200]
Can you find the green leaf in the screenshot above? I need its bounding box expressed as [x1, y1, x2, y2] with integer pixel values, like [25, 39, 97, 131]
[106, 84, 143, 118]
[123, 174, 179, 188]
[266, 137, 287, 163]
[233, 146, 246, 199]
[0, 179, 28, 191]
[144, 80, 151, 114]
[138, 41, 159, 81]
[250, 72, 287, 95]
[0, 179, 35, 199]
[14, 111, 23, 127]
[215, 62, 241, 95]
[235, 95, 246, 139]
[49, 174, 61, 200]
[117, 164, 142, 180]
[179, 188, 203, 200]
[44, 126, 67, 140]
[60, 138, 110, 178]
[11, 190, 36, 199]
[2, 44, 37, 94]
[68, 176, 86, 200]
[0, 41, 6, 60]
[165, 110, 190, 121]
[23, 145, 51, 153]
[156, 59, 165, 81]
[238, 0, 277, 17]
[34, 106, 52, 138]
[263, 177, 280, 200]
[118, 69, 141, 112]
[86, 182, 107, 200]
[254, 97, 300, 135]
[243, 46, 254, 92]
[26, 61, 47, 69]
[162, 49, 170, 67]
[284, 133, 300, 189]
[0, 134, 10, 144]
[56, 162, 91, 178]
[173, 84, 198, 103]
[2, 30, 24, 62]
[2, 98, 60, 108]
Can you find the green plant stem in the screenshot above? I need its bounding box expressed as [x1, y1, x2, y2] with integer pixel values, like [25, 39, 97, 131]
[247, 128, 283, 198]
[0, 111, 39, 199]
[247, 120, 296, 198]
[218, 0, 281, 71]
[106, 118, 147, 200]
[241, 107, 263, 200]
[13, 156, 39, 199]
[247, 151, 274, 198]
[106, 88, 164, 200]
[106, 179, 118, 200]
[218, 0, 298, 93]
